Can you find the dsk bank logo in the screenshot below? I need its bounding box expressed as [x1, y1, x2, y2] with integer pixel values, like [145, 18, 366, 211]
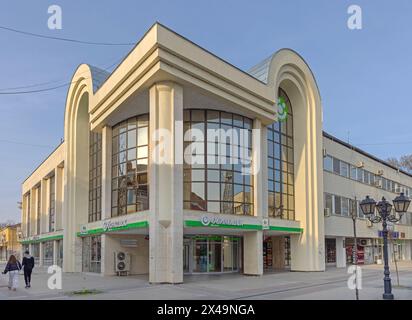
[277, 96, 288, 122]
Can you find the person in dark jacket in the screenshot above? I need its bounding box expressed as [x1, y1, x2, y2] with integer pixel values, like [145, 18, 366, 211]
[22, 250, 35, 288]
[2, 255, 22, 291]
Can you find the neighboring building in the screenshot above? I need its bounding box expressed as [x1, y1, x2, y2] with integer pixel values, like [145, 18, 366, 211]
[0, 224, 22, 262]
[323, 133, 412, 267]
[19, 23, 412, 283]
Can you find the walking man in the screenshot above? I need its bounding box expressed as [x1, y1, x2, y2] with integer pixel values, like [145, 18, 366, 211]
[22, 250, 35, 288]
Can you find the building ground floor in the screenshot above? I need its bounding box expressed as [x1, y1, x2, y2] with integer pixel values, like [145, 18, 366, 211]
[78, 232, 292, 277]
[325, 236, 412, 268]
[20, 222, 296, 280]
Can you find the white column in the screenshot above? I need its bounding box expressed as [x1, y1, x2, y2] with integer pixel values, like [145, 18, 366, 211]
[253, 119, 268, 219]
[244, 231, 263, 275]
[40, 178, 47, 234]
[101, 126, 112, 220]
[336, 237, 346, 268]
[53, 240, 58, 266]
[55, 167, 64, 230]
[39, 242, 44, 267]
[148, 82, 184, 283]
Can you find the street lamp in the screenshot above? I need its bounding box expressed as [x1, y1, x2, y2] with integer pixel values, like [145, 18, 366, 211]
[359, 193, 411, 300]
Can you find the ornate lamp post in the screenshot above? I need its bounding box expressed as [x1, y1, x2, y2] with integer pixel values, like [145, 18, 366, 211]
[359, 193, 411, 300]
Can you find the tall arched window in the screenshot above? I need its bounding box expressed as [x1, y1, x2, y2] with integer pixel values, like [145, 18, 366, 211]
[111, 114, 149, 216]
[268, 89, 295, 220]
[89, 132, 102, 222]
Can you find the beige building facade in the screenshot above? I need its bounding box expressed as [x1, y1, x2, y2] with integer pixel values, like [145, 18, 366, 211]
[0, 224, 21, 262]
[19, 23, 411, 283]
[323, 133, 412, 268]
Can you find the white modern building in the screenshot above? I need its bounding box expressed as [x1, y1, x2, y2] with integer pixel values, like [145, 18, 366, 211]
[20, 23, 412, 283]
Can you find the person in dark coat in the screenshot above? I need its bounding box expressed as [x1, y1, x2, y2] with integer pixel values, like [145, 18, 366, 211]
[22, 250, 35, 288]
[2, 254, 22, 291]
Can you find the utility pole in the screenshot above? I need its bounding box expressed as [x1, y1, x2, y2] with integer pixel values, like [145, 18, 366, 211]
[351, 197, 359, 300]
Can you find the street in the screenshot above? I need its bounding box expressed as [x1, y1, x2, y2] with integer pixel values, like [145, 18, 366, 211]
[1, 262, 412, 300]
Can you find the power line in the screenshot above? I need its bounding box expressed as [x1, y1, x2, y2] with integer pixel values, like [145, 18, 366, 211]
[0, 59, 121, 95]
[0, 25, 135, 46]
[0, 82, 70, 95]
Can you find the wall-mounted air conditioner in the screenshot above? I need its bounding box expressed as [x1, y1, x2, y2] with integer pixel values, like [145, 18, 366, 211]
[376, 169, 384, 176]
[324, 208, 331, 217]
[115, 251, 131, 275]
[366, 220, 373, 228]
[323, 148, 327, 158]
[356, 161, 364, 168]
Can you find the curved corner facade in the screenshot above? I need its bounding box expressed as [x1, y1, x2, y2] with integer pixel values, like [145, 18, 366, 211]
[25, 22, 406, 283]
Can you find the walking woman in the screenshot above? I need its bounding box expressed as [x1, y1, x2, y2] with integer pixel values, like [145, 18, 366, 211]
[2, 255, 22, 291]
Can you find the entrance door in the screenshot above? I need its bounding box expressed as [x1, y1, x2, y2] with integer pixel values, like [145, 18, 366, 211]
[183, 243, 190, 273]
[208, 241, 222, 272]
[193, 241, 208, 272]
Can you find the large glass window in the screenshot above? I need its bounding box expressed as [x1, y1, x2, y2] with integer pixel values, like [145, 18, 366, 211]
[268, 89, 294, 220]
[25, 193, 30, 237]
[36, 187, 41, 234]
[112, 114, 149, 217]
[89, 132, 102, 222]
[324, 193, 333, 213]
[82, 235, 101, 273]
[324, 155, 333, 172]
[183, 109, 253, 215]
[43, 241, 54, 266]
[49, 176, 55, 232]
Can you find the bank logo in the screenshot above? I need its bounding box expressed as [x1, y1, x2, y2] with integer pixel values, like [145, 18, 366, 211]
[201, 216, 210, 226]
[277, 96, 288, 122]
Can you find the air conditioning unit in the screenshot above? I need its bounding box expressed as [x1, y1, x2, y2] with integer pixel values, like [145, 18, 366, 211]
[359, 238, 372, 246]
[324, 208, 331, 217]
[356, 161, 364, 168]
[115, 251, 131, 275]
[323, 148, 327, 158]
[366, 220, 373, 228]
[376, 169, 384, 176]
[374, 180, 382, 188]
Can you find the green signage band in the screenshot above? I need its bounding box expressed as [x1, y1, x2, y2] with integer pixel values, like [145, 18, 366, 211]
[20, 234, 63, 245]
[185, 220, 303, 233]
[76, 221, 149, 237]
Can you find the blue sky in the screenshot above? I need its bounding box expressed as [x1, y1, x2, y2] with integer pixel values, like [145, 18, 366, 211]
[1, 0, 412, 222]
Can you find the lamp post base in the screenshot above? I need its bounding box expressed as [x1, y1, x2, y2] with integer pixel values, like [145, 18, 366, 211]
[383, 293, 394, 300]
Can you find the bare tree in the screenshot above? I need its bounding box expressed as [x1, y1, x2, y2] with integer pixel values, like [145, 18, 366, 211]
[387, 155, 412, 173]
[387, 157, 401, 168]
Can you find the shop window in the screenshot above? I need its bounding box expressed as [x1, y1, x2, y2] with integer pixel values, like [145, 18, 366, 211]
[325, 238, 336, 263]
[82, 235, 101, 273]
[43, 241, 54, 266]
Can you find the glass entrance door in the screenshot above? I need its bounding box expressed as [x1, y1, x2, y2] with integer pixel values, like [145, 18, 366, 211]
[208, 241, 222, 272]
[183, 243, 190, 273]
[185, 236, 241, 273]
[193, 241, 208, 272]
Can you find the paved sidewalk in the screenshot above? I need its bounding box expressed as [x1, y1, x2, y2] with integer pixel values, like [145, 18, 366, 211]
[1, 262, 412, 300]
